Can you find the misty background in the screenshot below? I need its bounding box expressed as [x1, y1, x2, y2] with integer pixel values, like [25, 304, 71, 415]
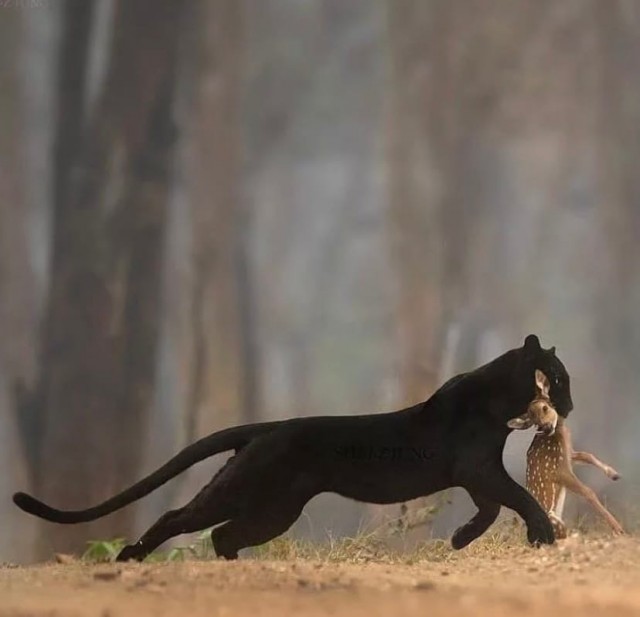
[1, 0, 639, 564]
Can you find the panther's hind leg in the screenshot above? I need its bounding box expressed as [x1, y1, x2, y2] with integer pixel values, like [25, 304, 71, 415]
[116, 506, 217, 562]
[116, 466, 237, 562]
[211, 494, 309, 560]
[118, 433, 314, 562]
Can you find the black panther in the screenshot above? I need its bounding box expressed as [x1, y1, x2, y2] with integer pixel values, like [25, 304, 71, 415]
[13, 334, 573, 561]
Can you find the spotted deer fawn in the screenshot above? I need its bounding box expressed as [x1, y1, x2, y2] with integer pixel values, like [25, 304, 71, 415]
[508, 369, 624, 539]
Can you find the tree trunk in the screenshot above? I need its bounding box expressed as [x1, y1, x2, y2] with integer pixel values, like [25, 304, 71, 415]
[174, 0, 254, 505]
[31, 0, 187, 556]
[0, 5, 39, 563]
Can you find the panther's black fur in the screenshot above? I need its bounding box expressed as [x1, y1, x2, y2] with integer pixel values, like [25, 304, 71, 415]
[13, 334, 573, 561]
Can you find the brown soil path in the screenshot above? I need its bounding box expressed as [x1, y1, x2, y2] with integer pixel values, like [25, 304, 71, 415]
[1, 535, 639, 617]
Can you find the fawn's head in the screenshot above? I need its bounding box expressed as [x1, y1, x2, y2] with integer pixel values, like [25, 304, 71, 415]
[507, 369, 559, 436]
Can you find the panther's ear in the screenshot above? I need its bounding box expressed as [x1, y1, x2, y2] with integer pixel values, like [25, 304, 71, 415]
[549, 346, 556, 356]
[507, 414, 534, 430]
[524, 334, 541, 353]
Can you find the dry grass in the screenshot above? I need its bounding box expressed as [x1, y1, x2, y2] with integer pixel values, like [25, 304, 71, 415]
[81, 505, 633, 566]
[251, 515, 527, 564]
[251, 509, 637, 565]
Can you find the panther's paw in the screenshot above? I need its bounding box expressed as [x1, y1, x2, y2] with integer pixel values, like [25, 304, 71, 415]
[526, 516, 555, 547]
[115, 544, 143, 562]
[451, 525, 474, 550]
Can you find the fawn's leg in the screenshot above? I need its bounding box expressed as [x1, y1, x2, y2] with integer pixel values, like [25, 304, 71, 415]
[548, 510, 568, 539]
[554, 485, 567, 520]
[545, 486, 567, 539]
[559, 470, 625, 535]
[572, 451, 620, 480]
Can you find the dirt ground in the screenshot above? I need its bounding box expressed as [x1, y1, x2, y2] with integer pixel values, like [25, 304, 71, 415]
[2, 534, 640, 617]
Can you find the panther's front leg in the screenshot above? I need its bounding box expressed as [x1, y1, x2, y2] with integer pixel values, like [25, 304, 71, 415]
[451, 491, 500, 549]
[458, 462, 554, 547]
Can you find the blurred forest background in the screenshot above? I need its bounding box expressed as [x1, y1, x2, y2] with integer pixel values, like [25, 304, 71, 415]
[1, 0, 640, 564]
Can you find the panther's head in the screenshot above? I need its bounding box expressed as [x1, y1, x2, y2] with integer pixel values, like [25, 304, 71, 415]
[515, 334, 573, 418]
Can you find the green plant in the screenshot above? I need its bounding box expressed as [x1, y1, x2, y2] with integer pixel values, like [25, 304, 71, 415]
[82, 538, 126, 563]
[82, 528, 216, 563]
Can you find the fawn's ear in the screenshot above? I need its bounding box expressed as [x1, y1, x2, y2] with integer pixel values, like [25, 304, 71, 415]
[507, 414, 534, 430]
[534, 369, 550, 398]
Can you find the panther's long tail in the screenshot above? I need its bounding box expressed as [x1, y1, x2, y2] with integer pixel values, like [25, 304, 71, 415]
[13, 421, 282, 524]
